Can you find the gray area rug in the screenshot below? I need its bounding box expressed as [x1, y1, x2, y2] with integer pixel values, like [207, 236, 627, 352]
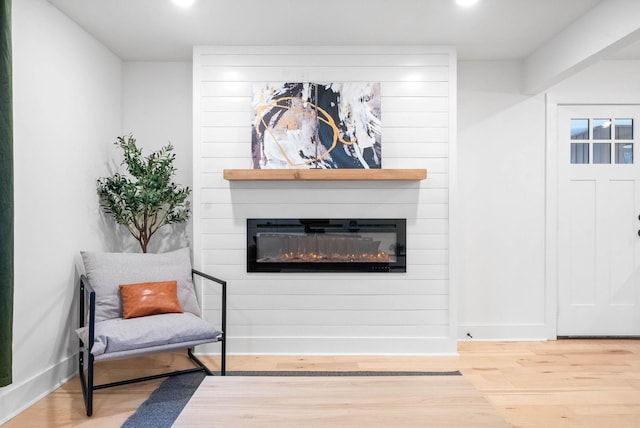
[121, 371, 206, 428]
[121, 370, 461, 428]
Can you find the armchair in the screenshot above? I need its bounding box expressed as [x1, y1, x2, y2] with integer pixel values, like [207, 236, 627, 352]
[76, 248, 226, 416]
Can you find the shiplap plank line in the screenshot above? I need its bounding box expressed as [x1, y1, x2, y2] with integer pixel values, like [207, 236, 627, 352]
[199, 126, 448, 144]
[201, 308, 450, 325]
[217, 294, 448, 311]
[205, 324, 450, 337]
[200, 188, 448, 205]
[200, 111, 450, 128]
[200, 66, 450, 82]
[201, 141, 448, 159]
[200, 96, 449, 113]
[198, 207, 448, 222]
[199, 219, 449, 234]
[199, 54, 451, 67]
[199, 279, 449, 295]
[198, 203, 449, 220]
[201, 265, 449, 281]
[200, 157, 446, 173]
[200, 81, 450, 97]
[198, 217, 449, 228]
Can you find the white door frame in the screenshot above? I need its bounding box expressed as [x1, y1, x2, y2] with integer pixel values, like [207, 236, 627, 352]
[545, 93, 640, 339]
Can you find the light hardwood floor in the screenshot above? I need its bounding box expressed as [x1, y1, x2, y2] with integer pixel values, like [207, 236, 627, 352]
[3, 340, 640, 427]
[173, 374, 511, 427]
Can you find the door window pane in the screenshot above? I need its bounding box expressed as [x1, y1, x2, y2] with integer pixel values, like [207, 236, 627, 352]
[615, 143, 633, 164]
[571, 119, 589, 140]
[593, 143, 611, 164]
[571, 143, 589, 164]
[615, 118, 633, 139]
[593, 119, 612, 140]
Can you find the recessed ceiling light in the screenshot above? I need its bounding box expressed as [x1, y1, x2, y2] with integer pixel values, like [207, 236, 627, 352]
[172, 0, 195, 7]
[456, 0, 479, 7]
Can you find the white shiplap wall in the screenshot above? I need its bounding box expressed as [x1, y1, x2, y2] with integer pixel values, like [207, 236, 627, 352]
[193, 46, 456, 355]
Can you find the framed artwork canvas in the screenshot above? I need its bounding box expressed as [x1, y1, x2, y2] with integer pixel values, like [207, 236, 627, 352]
[251, 82, 381, 169]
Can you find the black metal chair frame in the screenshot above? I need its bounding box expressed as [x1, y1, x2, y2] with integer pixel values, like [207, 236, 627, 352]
[78, 269, 226, 416]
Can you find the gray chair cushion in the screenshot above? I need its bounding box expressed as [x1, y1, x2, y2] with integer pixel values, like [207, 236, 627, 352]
[81, 248, 201, 322]
[76, 312, 222, 359]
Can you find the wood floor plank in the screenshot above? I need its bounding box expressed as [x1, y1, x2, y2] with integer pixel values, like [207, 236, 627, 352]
[173, 376, 510, 428]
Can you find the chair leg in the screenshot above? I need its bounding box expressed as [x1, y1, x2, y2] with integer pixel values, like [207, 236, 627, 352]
[187, 341, 225, 376]
[187, 348, 214, 375]
[87, 353, 94, 416]
[221, 338, 226, 375]
[78, 348, 94, 416]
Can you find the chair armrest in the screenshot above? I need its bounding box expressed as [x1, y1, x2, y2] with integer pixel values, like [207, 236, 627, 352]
[191, 269, 226, 366]
[192, 269, 226, 286]
[79, 275, 96, 352]
[191, 269, 226, 326]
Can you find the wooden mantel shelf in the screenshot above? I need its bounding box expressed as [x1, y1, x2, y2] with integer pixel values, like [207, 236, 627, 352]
[223, 169, 427, 181]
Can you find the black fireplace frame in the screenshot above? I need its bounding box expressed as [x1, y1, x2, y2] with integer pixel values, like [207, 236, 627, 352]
[247, 218, 406, 273]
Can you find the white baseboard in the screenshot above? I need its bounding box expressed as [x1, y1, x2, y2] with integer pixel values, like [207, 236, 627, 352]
[0, 354, 77, 425]
[457, 323, 552, 341]
[197, 336, 458, 356]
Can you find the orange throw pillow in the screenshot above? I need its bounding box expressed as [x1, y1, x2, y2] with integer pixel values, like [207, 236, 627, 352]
[119, 280, 183, 319]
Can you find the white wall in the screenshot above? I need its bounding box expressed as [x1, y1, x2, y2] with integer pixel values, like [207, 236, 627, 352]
[193, 46, 457, 355]
[122, 61, 194, 253]
[457, 59, 640, 340]
[1, 0, 122, 423]
[457, 61, 547, 339]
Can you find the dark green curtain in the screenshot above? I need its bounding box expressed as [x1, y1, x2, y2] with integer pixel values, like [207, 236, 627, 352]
[0, 0, 12, 387]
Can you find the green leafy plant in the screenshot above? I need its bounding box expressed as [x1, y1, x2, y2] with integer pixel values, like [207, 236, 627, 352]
[97, 135, 191, 253]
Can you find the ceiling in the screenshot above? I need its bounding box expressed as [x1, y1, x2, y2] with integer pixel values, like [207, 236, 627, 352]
[47, 0, 640, 62]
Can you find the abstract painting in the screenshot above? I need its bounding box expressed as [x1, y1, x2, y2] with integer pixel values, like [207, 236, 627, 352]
[251, 82, 381, 169]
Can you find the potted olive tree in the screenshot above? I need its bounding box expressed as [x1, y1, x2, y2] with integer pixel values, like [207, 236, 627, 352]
[97, 134, 191, 253]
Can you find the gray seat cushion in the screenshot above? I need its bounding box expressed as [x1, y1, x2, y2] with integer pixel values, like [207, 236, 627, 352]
[76, 312, 222, 360]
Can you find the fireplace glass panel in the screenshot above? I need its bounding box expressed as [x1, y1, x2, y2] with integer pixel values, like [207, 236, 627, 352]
[247, 219, 406, 273]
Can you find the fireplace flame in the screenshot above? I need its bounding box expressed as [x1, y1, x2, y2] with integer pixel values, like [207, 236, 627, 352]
[266, 251, 393, 263]
[255, 231, 398, 264]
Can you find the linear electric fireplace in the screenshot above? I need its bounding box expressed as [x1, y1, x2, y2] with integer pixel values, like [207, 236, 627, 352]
[247, 218, 406, 273]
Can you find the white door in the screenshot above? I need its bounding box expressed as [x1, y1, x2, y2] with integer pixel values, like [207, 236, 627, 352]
[558, 105, 640, 336]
